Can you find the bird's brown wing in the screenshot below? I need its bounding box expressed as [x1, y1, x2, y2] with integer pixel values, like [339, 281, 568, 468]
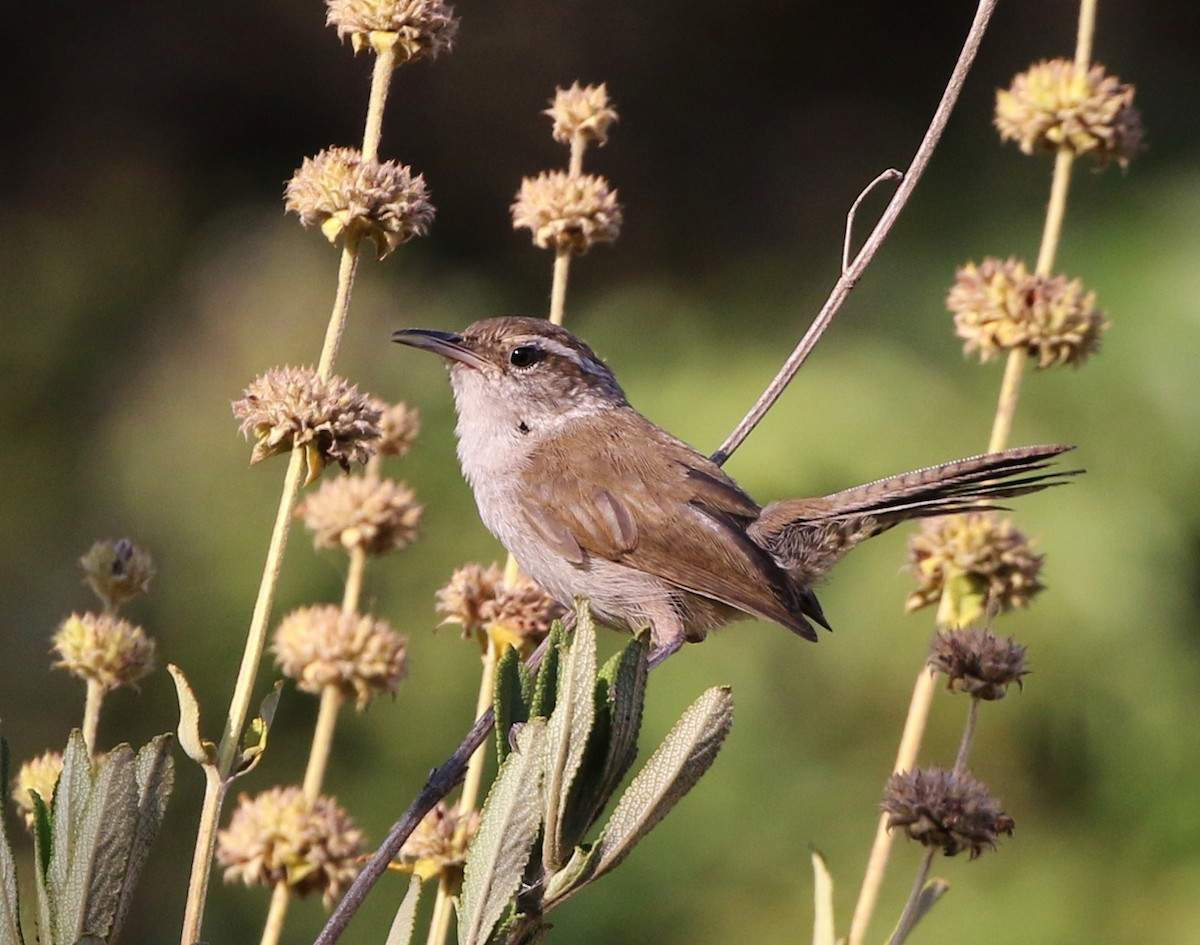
[519, 411, 823, 640]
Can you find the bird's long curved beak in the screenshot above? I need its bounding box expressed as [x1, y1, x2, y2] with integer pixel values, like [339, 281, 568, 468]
[392, 328, 489, 371]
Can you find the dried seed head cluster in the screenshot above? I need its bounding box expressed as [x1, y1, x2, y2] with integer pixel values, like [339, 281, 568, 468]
[883, 767, 1015, 858]
[286, 147, 435, 258]
[948, 257, 1108, 369]
[996, 59, 1142, 167]
[232, 366, 382, 484]
[273, 605, 408, 710]
[374, 400, 421, 458]
[929, 628, 1029, 701]
[435, 562, 565, 654]
[52, 612, 155, 691]
[217, 786, 365, 907]
[545, 82, 619, 147]
[906, 513, 1044, 628]
[12, 750, 64, 832]
[512, 171, 622, 255]
[396, 799, 480, 882]
[80, 538, 154, 610]
[297, 474, 423, 556]
[325, 0, 458, 60]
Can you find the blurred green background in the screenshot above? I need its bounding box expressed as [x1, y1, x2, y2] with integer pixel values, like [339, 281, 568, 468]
[4, 1, 1200, 943]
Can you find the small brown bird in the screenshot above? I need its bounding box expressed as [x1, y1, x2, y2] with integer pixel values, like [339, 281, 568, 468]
[395, 316, 1072, 662]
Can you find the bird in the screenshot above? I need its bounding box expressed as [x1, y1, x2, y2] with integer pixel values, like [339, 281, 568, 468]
[394, 316, 1073, 662]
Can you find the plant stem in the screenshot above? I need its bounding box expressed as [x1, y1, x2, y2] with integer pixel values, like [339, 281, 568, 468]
[304, 686, 347, 803]
[954, 698, 981, 774]
[363, 43, 398, 163]
[884, 849, 937, 945]
[847, 667, 938, 945]
[424, 874, 456, 945]
[181, 766, 227, 945]
[260, 882, 291, 945]
[317, 238, 363, 380]
[712, 0, 998, 465]
[82, 680, 104, 757]
[549, 249, 571, 327]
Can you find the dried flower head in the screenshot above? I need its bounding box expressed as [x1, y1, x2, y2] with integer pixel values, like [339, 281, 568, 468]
[297, 474, 423, 556]
[435, 562, 565, 655]
[12, 750, 64, 831]
[286, 147, 435, 258]
[79, 538, 154, 610]
[883, 767, 1014, 858]
[948, 257, 1108, 369]
[273, 605, 407, 710]
[217, 786, 364, 907]
[995, 59, 1142, 167]
[325, 0, 458, 59]
[929, 628, 1029, 700]
[545, 82, 619, 147]
[232, 366, 382, 484]
[396, 800, 480, 882]
[375, 400, 421, 458]
[512, 171, 622, 255]
[52, 612, 155, 691]
[906, 513, 1044, 629]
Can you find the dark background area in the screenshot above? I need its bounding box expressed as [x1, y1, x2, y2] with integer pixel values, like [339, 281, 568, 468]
[3, 2, 1200, 943]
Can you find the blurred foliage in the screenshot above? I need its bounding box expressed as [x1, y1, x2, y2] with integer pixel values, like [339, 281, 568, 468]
[3, 2, 1200, 944]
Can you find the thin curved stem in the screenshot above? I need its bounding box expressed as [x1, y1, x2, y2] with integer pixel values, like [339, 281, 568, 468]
[260, 882, 291, 945]
[954, 698, 981, 774]
[363, 43, 398, 162]
[712, 0, 998, 466]
[304, 686, 346, 802]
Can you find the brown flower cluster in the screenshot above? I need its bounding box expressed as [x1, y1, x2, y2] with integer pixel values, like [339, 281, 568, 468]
[374, 400, 421, 458]
[273, 605, 408, 710]
[928, 628, 1028, 701]
[995, 59, 1142, 167]
[883, 767, 1014, 858]
[325, 0, 459, 60]
[545, 82, 619, 147]
[232, 366, 382, 484]
[436, 562, 565, 654]
[512, 171, 622, 255]
[217, 786, 364, 907]
[906, 513, 1044, 628]
[297, 473, 423, 556]
[286, 147, 435, 258]
[396, 799, 480, 883]
[948, 257, 1108, 369]
[79, 538, 154, 610]
[52, 612, 155, 691]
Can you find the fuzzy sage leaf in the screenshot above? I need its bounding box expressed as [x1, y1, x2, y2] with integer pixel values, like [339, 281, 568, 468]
[0, 737, 22, 945]
[541, 601, 597, 871]
[383, 874, 422, 945]
[566, 685, 733, 898]
[458, 719, 548, 945]
[493, 643, 532, 766]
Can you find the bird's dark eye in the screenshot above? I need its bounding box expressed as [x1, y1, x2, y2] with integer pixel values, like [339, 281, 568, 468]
[509, 345, 545, 368]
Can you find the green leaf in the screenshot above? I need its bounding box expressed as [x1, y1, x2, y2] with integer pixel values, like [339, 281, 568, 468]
[47, 733, 140, 945]
[541, 602, 597, 871]
[555, 635, 650, 856]
[530, 621, 566, 719]
[233, 682, 284, 780]
[383, 874, 422, 945]
[108, 735, 175, 944]
[30, 799, 51, 945]
[168, 664, 217, 767]
[811, 849, 835, 945]
[494, 644, 531, 766]
[459, 720, 548, 945]
[0, 737, 24, 945]
[557, 686, 734, 903]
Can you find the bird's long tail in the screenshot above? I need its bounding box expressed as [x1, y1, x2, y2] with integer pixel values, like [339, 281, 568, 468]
[748, 444, 1078, 584]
